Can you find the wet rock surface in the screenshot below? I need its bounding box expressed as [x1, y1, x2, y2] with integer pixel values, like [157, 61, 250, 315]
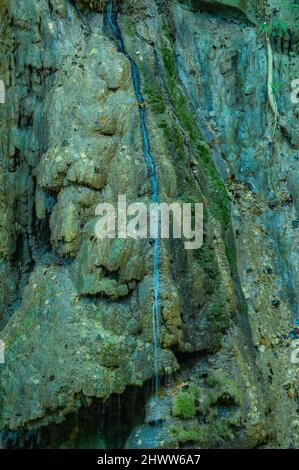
[0, 0, 298, 448]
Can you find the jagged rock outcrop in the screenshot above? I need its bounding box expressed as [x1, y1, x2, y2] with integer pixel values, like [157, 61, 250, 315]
[0, 0, 298, 448]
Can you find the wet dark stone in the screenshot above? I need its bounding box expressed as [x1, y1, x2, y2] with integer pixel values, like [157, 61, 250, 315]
[148, 419, 164, 427]
[244, 182, 253, 191]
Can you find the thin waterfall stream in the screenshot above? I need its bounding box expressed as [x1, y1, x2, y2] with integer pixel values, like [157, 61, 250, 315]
[107, 0, 161, 393]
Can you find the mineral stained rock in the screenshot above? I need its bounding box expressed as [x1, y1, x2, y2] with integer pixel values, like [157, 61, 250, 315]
[0, 0, 298, 449]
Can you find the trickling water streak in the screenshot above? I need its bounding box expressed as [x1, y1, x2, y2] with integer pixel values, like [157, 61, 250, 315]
[107, 0, 160, 393]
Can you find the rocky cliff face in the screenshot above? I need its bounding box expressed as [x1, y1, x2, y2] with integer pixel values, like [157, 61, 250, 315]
[0, 0, 298, 449]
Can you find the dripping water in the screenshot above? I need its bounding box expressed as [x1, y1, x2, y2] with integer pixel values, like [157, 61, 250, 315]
[107, 0, 161, 394]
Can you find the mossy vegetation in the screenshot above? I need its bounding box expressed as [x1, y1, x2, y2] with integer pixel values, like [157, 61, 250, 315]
[171, 420, 208, 444]
[171, 416, 235, 446]
[205, 370, 244, 408]
[120, 16, 238, 349]
[142, 81, 166, 115]
[172, 386, 198, 419]
[206, 284, 231, 347]
[171, 374, 244, 447]
[134, 21, 234, 348]
[159, 36, 231, 234]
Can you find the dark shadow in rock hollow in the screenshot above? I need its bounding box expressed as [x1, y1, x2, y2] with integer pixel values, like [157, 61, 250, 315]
[0, 383, 154, 449]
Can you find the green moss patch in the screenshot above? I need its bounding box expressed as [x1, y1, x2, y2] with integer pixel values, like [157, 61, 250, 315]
[172, 386, 198, 419]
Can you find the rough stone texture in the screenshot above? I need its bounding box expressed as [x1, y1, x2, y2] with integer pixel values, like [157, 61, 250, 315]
[0, 0, 298, 448]
[178, 0, 258, 24]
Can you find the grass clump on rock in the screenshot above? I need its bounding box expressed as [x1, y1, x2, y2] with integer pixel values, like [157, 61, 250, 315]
[172, 386, 198, 419]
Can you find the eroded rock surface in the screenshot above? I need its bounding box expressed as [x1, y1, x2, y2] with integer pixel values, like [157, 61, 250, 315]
[0, 0, 298, 448]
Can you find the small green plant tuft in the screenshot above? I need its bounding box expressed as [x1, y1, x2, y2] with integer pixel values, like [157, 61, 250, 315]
[259, 21, 288, 39]
[171, 417, 235, 446]
[171, 421, 208, 444]
[172, 386, 198, 419]
[205, 370, 244, 407]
